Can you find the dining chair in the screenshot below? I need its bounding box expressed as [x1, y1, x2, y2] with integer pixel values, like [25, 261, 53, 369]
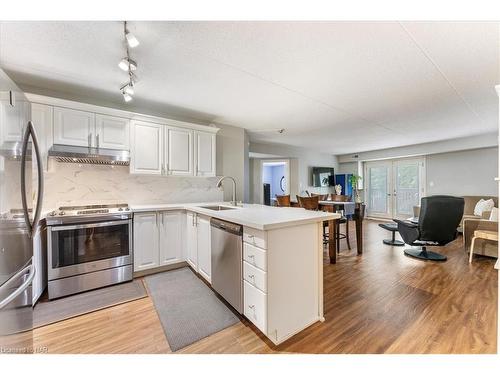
[326, 195, 352, 251]
[310, 193, 329, 201]
[296, 195, 319, 210]
[275, 194, 291, 207]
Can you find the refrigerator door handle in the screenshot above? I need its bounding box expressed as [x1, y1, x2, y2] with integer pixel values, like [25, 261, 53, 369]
[0, 264, 35, 310]
[20, 121, 44, 238]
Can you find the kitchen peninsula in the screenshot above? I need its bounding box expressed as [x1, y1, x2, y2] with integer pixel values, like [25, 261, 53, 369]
[131, 202, 340, 345]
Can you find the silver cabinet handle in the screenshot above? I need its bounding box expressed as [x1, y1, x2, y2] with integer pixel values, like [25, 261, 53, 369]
[248, 234, 254, 238]
[248, 274, 255, 279]
[96, 134, 100, 149]
[161, 163, 165, 175]
[248, 254, 255, 258]
[192, 213, 195, 227]
[161, 212, 164, 225]
[89, 132, 93, 148]
[0, 265, 35, 310]
[248, 304, 255, 309]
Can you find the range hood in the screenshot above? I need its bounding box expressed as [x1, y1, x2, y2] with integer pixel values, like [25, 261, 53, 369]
[48, 144, 130, 166]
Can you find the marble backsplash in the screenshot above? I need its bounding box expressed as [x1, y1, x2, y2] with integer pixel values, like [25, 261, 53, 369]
[43, 162, 224, 210]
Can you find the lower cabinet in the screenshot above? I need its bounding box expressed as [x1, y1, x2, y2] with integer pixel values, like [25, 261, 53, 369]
[197, 215, 211, 282]
[133, 210, 185, 272]
[133, 212, 160, 271]
[185, 212, 211, 283]
[186, 212, 198, 270]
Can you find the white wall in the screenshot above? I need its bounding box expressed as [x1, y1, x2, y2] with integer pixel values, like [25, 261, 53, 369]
[216, 124, 248, 203]
[426, 147, 498, 196]
[249, 142, 337, 203]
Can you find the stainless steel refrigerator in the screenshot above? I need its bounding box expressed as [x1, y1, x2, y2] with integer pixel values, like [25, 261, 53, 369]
[0, 69, 43, 354]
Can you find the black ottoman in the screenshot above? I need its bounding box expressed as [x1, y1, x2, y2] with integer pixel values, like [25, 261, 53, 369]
[378, 223, 404, 246]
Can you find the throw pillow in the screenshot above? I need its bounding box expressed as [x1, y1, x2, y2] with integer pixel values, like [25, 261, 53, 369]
[483, 199, 495, 214]
[489, 207, 498, 222]
[474, 199, 485, 216]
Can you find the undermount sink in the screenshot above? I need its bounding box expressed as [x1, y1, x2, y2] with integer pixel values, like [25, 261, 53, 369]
[200, 205, 236, 211]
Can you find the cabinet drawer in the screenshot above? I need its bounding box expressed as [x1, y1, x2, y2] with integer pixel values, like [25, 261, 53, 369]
[243, 227, 267, 249]
[243, 261, 267, 293]
[244, 280, 267, 334]
[243, 243, 267, 271]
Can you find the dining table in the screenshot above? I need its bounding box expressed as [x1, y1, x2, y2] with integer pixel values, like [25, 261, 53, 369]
[290, 199, 365, 264]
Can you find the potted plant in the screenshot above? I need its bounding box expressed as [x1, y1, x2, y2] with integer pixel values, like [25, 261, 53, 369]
[348, 174, 363, 203]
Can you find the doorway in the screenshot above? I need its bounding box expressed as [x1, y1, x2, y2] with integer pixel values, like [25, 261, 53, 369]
[365, 157, 425, 219]
[261, 160, 290, 205]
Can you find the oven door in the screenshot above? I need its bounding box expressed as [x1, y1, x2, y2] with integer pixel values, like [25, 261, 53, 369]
[47, 219, 132, 280]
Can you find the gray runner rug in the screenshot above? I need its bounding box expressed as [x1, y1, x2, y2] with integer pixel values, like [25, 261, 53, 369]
[145, 267, 240, 351]
[34, 279, 147, 328]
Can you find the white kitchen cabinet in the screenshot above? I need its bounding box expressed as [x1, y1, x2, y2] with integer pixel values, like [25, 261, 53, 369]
[53, 107, 95, 147]
[130, 120, 163, 175]
[95, 114, 130, 150]
[165, 126, 193, 176]
[196, 214, 211, 282]
[0, 97, 29, 143]
[31, 103, 53, 172]
[195, 131, 216, 177]
[159, 210, 185, 266]
[133, 212, 160, 271]
[186, 211, 198, 270]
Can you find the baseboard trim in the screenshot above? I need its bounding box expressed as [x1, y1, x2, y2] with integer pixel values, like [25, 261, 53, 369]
[133, 261, 188, 278]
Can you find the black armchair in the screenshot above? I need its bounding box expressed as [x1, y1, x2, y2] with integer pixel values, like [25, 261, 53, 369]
[394, 195, 464, 261]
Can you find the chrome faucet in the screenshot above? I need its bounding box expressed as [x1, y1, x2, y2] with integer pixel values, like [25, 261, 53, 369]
[216, 176, 237, 206]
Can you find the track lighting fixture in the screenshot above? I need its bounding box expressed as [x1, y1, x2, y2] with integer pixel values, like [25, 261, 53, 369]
[118, 21, 139, 102]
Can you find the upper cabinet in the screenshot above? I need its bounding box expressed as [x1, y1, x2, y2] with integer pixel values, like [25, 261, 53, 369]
[31, 103, 53, 172]
[95, 114, 130, 150]
[0, 97, 30, 143]
[53, 107, 129, 150]
[195, 131, 216, 177]
[131, 120, 218, 177]
[53, 107, 95, 147]
[130, 120, 163, 175]
[165, 127, 193, 176]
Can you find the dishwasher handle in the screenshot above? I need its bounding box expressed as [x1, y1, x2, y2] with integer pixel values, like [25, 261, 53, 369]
[210, 218, 242, 236]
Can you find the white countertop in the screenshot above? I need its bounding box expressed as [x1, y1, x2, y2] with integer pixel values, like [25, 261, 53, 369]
[131, 202, 340, 231]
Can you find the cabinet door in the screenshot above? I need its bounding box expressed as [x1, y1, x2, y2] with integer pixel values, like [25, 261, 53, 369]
[186, 212, 198, 270]
[95, 114, 130, 150]
[53, 107, 95, 147]
[0, 97, 26, 143]
[166, 127, 193, 176]
[133, 212, 160, 271]
[197, 215, 211, 283]
[130, 121, 163, 175]
[159, 211, 184, 266]
[31, 103, 53, 172]
[195, 131, 216, 177]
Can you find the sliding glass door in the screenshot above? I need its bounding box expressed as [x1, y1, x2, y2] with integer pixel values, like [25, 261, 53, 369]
[366, 158, 425, 219]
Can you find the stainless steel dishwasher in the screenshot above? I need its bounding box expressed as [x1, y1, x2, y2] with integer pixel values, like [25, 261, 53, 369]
[210, 218, 243, 314]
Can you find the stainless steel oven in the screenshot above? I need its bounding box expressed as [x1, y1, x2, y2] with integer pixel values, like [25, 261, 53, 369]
[46, 204, 133, 299]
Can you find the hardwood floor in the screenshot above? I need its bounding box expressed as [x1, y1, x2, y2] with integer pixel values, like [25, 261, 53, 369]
[33, 220, 498, 354]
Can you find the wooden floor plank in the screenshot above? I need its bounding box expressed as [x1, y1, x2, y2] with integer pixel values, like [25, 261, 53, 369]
[33, 220, 498, 354]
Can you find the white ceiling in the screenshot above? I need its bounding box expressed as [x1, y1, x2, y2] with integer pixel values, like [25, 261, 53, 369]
[0, 21, 498, 154]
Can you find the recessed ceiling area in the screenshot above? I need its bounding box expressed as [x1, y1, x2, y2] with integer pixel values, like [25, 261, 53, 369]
[0, 21, 498, 154]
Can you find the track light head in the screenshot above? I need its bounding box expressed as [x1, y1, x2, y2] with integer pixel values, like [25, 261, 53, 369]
[122, 91, 133, 102]
[118, 58, 137, 71]
[126, 31, 140, 48]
